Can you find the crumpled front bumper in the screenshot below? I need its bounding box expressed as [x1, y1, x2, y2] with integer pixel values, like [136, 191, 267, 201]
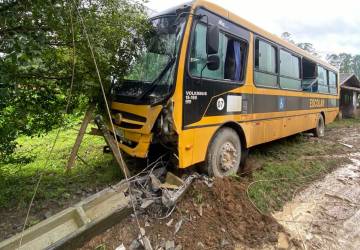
[113, 129, 153, 158]
[110, 102, 162, 158]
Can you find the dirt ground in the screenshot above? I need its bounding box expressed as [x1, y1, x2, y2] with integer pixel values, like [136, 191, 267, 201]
[3, 120, 360, 249]
[274, 125, 360, 250]
[79, 122, 360, 250]
[80, 178, 291, 250]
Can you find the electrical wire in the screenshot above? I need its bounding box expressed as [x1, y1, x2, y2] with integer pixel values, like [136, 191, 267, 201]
[18, 130, 61, 249]
[71, 0, 146, 244]
[18, 5, 78, 248]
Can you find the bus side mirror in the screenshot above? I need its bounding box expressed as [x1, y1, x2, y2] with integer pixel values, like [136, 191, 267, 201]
[206, 55, 220, 71]
[206, 25, 219, 55]
[199, 55, 220, 83]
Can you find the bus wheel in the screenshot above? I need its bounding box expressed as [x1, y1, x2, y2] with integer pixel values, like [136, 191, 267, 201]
[205, 127, 241, 178]
[312, 114, 325, 137]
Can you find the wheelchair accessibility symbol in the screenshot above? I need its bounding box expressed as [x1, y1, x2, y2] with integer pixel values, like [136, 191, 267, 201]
[278, 97, 286, 111]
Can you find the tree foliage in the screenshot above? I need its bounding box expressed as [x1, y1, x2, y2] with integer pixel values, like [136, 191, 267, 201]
[0, 0, 149, 159]
[280, 32, 360, 77]
[280, 32, 320, 58]
[326, 53, 360, 78]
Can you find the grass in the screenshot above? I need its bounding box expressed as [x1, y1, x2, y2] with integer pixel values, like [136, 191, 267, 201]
[1, 116, 359, 223]
[0, 122, 123, 211]
[327, 117, 360, 128]
[246, 118, 360, 213]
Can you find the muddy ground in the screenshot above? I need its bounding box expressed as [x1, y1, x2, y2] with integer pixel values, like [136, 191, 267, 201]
[2, 120, 359, 248]
[274, 125, 360, 250]
[80, 121, 360, 250]
[80, 178, 291, 250]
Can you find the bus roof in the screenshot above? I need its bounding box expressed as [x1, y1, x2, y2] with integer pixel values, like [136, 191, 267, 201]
[151, 1, 193, 18]
[185, 0, 338, 72]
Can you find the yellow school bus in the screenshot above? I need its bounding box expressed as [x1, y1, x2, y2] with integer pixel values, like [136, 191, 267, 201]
[109, 0, 339, 177]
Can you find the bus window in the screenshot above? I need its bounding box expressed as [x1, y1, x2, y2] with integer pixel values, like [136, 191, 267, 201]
[329, 71, 337, 94]
[302, 59, 317, 92]
[190, 23, 227, 80]
[279, 50, 301, 90]
[318, 66, 329, 93]
[224, 39, 246, 81]
[189, 23, 247, 82]
[254, 39, 278, 88]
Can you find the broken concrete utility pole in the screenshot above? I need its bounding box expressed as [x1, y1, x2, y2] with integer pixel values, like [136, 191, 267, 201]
[94, 115, 131, 177]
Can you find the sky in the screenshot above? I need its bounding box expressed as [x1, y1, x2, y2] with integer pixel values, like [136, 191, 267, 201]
[145, 0, 360, 57]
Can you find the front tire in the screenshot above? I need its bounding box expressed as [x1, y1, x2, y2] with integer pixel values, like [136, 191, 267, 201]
[312, 114, 325, 137]
[205, 127, 241, 178]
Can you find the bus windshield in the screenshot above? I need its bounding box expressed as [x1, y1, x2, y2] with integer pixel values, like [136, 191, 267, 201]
[112, 15, 186, 103]
[126, 16, 178, 82]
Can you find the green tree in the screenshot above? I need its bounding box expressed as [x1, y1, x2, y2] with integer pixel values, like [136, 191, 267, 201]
[326, 54, 343, 69]
[296, 43, 320, 58]
[280, 32, 320, 58]
[338, 53, 353, 73]
[353, 55, 360, 78]
[281, 32, 295, 44]
[0, 0, 149, 159]
[326, 53, 360, 79]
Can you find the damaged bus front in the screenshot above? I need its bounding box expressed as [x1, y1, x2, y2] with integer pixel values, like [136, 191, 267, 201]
[109, 5, 192, 160]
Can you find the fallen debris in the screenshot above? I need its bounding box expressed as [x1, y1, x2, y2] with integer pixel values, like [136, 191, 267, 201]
[166, 219, 174, 227]
[141, 236, 153, 250]
[127, 157, 200, 218]
[201, 176, 214, 188]
[129, 239, 141, 250]
[220, 239, 230, 248]
[198, 204, 203, 217]
[159, 183, 181, 190]
[165, 172, 184, 187]
[174, 219, 183, 235]
[162, 174, 199, 208]
[150, 174, 162, 192]
[338, 142, 354, 148]
[141, 200, 155, 209]
[197, 242, 205, 249]
[165, 240, 175, 250]
[115, 243, 126, 250]
[80, 178, 286, 250]
[139, 227, 145, 236]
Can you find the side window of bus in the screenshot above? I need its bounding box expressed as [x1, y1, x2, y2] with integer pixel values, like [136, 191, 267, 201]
[279, 50, 301, 90]
[254, 39, 278, 87]
[317, 66, 329, 93]
[189, 23, 247, 82]
[328, 71, 337, 94]
[302, 59, 317, 92]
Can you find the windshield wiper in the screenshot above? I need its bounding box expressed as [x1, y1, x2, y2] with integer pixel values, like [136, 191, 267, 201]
[136, 55, 176, 101]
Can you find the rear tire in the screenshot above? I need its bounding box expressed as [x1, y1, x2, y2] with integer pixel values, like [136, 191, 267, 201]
[204, 127, 241, 178]
[312, 114, 325, 137]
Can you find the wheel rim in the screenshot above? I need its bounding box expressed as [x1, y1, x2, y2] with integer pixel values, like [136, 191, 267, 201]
[219, 141, 238, 174]
[319, 118, 325, 136]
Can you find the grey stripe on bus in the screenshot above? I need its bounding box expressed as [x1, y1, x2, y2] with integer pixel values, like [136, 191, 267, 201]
[204, 93, 338, 116]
